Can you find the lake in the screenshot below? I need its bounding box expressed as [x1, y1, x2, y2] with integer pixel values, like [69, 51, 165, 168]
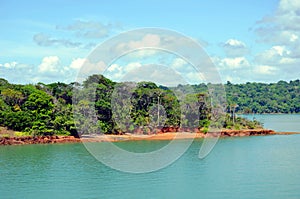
[1, 114, 300, 199]
[239, 114, 300, 132]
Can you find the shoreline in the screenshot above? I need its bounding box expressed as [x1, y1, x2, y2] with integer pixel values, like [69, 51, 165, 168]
[1, 129, 299, 146]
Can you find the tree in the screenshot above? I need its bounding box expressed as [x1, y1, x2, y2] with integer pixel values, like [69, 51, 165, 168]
[1, 88, 24, 107]
[22, 89, 54, 135]
[198, 93, 211, 129]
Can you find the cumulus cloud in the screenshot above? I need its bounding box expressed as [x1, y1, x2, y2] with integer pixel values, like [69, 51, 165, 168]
[73, 59, 107, 83]
[124, 62, 142, 72]
[211, 55, 254, 83]
[250, 0, 300, 81]
[0, 61, 18, 68]
[38, 56, 61, 73]
[255, 45, 292, 65]
[107, 63, 121, 73]
[222, 39, 249, 57]
[255, 0, 300, 56]
[69, 57, 107, 74]
[0, 56, 107, 84]
[121, 64, 186, 86]
[0, 57, 69, 84]
[212, 1, 300, 83]
[219, 57, 250, 69]
[104, 62, 142, 81]
[70, 58, 86, 70]
[101, 61, 191, 86]
[33, 33, 82, 48]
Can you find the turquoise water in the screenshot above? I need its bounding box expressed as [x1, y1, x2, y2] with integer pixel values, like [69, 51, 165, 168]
[1, 135, 300, 199]
[239, 114, 300, 132]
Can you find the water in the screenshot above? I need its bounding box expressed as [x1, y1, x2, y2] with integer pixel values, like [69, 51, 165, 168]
[238, 114, 300, 132]
[1, 135, 300, 199]
[1, 114, 300, 198]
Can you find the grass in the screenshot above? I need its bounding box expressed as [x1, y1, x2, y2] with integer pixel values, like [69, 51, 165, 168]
[14, 131, 31, 137]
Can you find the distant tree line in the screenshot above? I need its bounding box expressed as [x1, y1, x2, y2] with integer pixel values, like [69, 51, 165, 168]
[225, 80, 300, 114]
[176, 80, 300, 114]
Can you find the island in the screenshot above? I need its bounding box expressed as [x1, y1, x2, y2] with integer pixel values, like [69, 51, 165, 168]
[0, 76, 299, 145]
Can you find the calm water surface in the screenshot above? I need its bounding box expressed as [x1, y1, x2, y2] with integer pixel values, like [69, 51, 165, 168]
[239, 114, 300, 132]
[1, 135, 300, 199]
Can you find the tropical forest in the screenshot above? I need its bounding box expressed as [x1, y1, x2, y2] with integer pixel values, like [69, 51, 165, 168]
[0, 75, 299, 137]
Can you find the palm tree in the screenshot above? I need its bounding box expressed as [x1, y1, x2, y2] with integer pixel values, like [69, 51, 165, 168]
[154, 90, 163, 126]
[230, 103, 239, 124]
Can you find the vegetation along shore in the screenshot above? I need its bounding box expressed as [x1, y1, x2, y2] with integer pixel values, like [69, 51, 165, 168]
[0, 75, 299, 146]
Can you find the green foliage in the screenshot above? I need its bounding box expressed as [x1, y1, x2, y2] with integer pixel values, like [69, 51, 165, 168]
[1, 88, 23, 107]
[0, 76, 296, 136]
[3, 111, 34, 131]
[223, 114, 262, 130]
[0, 80, 78, 137]
[225, 80, 300, 114]
[14, 131, 31, 137]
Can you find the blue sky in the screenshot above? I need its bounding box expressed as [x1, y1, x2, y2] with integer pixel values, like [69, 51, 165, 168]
[1, 0, 299, 84]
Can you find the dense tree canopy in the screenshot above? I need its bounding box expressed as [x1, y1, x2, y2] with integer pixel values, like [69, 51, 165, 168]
[225, 80, 300, 114]
[1, 75, 296, 136]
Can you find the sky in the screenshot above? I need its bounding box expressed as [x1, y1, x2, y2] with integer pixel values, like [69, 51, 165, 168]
[1, 0, 300, 84]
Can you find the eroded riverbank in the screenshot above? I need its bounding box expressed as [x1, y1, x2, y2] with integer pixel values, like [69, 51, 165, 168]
[1, 129, 293, 146]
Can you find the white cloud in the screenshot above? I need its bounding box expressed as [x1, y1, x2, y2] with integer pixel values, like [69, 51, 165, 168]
[105, 62, 142, 81]
[107, 63, 121, 72]
[222, 39, 249, 57]
[121, 64, 186, 86]
[272, 45, 290, 56]
[38, 56, 61, 73]
[219, 57, 250, 69]
[278, 0, 300, 13]
[255, 45, 294, 66]
[1, 61, 18, 68]
[279, 57, 297, 64]
[255, 0, 300, 57]
[124, 62, 142, 72]
[1, 56, 108, 84]
[225, 39, 246, 48]
[69, 57, 106, 73]
[75, 60, 107, 82]
[254, 65, 278, 75]
[172, 58, 188, 69]
[258, 46, 284, 59]
[290, 33, 298, 42]
[70, 58, 86, 69]
[106, 64, 123, 80]
[0, 58, 63, 84]
[115, 34, 161, 54]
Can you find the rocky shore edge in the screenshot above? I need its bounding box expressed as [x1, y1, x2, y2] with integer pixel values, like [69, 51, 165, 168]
[0, 129, 292, 146]
[0, 135, 81, 145]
